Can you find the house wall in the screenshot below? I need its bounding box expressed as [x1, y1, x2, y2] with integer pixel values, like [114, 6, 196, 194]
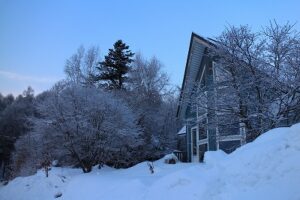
[206, 59, 218, 151]
[177, 33, 245, 163]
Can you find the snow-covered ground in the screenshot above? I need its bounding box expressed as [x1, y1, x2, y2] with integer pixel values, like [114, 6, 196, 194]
[1, 124, 300, 200]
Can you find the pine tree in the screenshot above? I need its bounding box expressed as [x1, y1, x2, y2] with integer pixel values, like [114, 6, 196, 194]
[96, 40, 134, 89]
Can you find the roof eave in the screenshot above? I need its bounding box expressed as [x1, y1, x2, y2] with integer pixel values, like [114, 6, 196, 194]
[176, 32, 214, 118]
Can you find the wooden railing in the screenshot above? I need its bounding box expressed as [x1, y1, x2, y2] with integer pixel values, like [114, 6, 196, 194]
[173, 150, 186, 162]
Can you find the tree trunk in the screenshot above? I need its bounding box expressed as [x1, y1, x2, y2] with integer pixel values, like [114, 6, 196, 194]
[80, 161, 92, 173]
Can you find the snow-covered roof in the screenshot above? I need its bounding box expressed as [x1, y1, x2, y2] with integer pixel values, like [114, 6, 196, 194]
[177, 125, 186, 135]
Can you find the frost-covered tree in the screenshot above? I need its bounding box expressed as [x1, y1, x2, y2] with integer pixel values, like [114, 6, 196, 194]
[207, 25, 268, 140]
[0, 93, 14, 113]
[31, 84, 140, 173]
[8, 133, 38, 178]
[124, 54, 178, 160]
[262, 21, 300, 127]
[0, 87, 35, 179]
[193, 21, 300, 141]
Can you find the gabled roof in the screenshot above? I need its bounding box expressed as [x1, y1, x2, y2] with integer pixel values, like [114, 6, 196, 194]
[176, 33, 214, 119]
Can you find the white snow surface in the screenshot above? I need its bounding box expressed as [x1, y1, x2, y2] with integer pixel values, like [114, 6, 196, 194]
[1, 124, 300, 200]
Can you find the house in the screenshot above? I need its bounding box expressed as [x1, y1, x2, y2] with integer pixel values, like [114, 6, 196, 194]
[176, 33, 246, 162]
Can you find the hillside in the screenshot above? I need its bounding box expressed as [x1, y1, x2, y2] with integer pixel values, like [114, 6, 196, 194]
[1, 124, 300, 200]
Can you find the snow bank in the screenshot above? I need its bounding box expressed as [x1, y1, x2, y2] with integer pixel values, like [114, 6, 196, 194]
[1, 124, 300, 200]
[204, 150, 227, 165]
[0, 167, 81, 200]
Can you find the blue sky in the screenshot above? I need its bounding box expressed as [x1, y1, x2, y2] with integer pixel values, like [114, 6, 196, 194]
[0, 0, 299, 95]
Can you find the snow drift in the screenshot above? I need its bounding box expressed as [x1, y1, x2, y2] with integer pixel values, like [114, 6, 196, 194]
[1, 124, 300, 200]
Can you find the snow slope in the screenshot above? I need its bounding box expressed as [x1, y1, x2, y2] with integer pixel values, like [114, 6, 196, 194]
[1, 124, 300, 200]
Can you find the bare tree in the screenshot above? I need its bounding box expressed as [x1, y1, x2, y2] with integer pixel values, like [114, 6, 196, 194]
[64, 46, 100, 86]
[192, 21, 300, 142]
[263, 21, 300, 127]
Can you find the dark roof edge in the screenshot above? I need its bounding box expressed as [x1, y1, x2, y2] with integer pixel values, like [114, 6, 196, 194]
[176, 32, 214, 118]
[176, 33, 194, 117]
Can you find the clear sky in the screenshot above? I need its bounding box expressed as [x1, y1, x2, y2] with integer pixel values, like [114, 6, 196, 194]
[0, 0, 299, 96]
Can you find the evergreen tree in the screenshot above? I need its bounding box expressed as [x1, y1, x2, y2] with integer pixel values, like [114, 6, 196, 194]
[96, 40, 134, 89]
